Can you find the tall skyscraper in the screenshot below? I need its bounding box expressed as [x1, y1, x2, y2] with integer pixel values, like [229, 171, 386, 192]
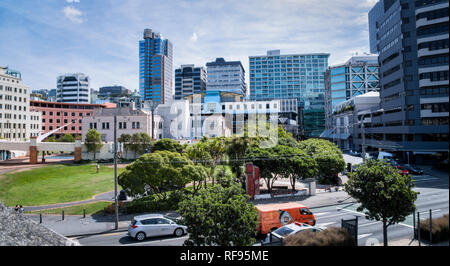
[364, 0, 449, 160]
[175, 65, 207, 99]
[56, 73, 90, 103]
[206, 58, 246, 96]
[249, 50, 330, 137]
[139, 28, 173, 105]
[324, 54, 380, 131]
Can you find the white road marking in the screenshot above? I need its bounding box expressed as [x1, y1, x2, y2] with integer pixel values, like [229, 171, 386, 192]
[314, 212, 330, 216]
[339, 208, 414, 229]
[359, 221, 380, 227]
[358, 233, 372, 239]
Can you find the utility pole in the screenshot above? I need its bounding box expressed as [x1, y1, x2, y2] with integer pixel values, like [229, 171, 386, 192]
[113, 115, 119, 230]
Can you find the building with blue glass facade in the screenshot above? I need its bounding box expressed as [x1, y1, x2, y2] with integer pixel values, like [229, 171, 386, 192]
[364, 0, 448, 163]
[249, 50, 330, 137]
[175, 65, 207, 100]
[324, 54, 379, 131]
[139, 29, 173, 105]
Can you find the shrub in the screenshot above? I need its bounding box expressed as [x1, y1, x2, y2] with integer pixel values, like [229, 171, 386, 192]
[104, 201, 125, 214]
[125, 190, 187, 214]
[283, 227, 356, 246]
[419, 214, 449, 243]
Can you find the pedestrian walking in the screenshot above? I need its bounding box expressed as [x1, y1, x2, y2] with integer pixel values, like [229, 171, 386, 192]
[14, 205, 19, 212]
[18, 205, 24, 214]
[96, 163, 100, 173]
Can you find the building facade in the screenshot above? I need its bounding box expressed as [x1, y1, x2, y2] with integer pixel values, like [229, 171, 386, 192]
[206, 58, 246, 96]
[98, 86, 130, 98]
[365, 0, 448, 162]
[249, 50, 330, 137]
[324, 54, 380, 131]
[30, 100, 115, 140]
[56, 73, 90, 103]
[175, 65, 207, 100]
[139, 28, 173, 105]
[82, 105, 163, 143]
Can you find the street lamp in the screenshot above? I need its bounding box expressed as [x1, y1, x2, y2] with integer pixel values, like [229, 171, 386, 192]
[113, 115, 118, 230]
[147, 101, 158, 140]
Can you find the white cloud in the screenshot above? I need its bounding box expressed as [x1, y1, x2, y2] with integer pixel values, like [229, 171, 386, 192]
[190, 32, 198, 42]
[66, 0, 81, 3]
[63, 6, 83, 23]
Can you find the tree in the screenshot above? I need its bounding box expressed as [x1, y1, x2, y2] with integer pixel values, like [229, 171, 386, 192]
[186, 141, 213, 188]
[45, 136, 56, 142]
[298, 138, 345, 185]
[203, 137, 226, 185]
[344, 159, 419, 246]
[58, 133, 75, 143]
[118, 151, 192, 200]
[177, 183, 259, 246]
[118, 133, 131, 158]
[225, 137, 250, 187]
[129, 132, 151, 158]
[246, 146, 278, 193]
[151, 138, 184, 153]
[85, 129, 103, 160]
[181, 164, 209, 195]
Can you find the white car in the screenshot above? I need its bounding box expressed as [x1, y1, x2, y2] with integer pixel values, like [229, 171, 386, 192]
[128, 214, 187, 241]
[265, 222, 326, 244]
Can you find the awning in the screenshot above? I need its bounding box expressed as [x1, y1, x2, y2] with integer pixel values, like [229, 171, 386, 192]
[330, 133, 351, 140]
[319, 129, 333, 138]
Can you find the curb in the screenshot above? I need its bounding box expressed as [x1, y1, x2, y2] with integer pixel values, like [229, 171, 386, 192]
[66, 228, 129, 238]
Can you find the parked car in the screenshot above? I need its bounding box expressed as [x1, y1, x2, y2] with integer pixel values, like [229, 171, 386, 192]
[402, 164, 424, 175]
[394, 165, 410, 176]
[128, 214, 187, 241]
[264, 222, 326, 244]
[378, 152, 394, 161]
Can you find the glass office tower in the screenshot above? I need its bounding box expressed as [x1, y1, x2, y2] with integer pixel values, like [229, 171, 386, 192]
[324, 54, 380, 131]
[249, 50, 329, 137]
[139, 29, 173, 105]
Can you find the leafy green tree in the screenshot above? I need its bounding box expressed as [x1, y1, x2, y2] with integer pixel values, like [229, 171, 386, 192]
[129, 132, 151, 158]
[225, 137, 250, 187]
[118, 151, 192, 200]
[246, 146, 278, 193]
[298, 138, 345, 184]
[203, 137, 227, 185]
[85, 129, 103, 160]
[151, 138, 184, 153]
[186, 141, 213, 187]
[177, 183, 259, 246]
[46, 136, 56, 142]
[344, 159, 419, 246]
[118, 133, 131, 158]
[181, 164, 209, 195]
[58, 133, 75, 143]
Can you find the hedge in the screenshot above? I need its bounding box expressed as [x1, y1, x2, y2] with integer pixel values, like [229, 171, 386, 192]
[419, 214, 449, 243]
[283, 227, 356, 246]
[124, 190, 186, 214]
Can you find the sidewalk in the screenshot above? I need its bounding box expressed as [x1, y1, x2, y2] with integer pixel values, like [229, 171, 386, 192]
[25, 210, 180, 237]
[378, 238, 449, 246]
[252, 190, 355, 208]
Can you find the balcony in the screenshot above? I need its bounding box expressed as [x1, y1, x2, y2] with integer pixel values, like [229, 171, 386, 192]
[419, 79, 449, 87]
[418, 47, 449, 57]
[416, 16, 449, 28]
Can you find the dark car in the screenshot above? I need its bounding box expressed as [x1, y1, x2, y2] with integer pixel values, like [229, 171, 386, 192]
[118, 190, 127, 201]
[402, 164, 423, 175]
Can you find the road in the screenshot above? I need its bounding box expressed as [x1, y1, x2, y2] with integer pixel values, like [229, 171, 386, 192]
[74, 170, 448, 246]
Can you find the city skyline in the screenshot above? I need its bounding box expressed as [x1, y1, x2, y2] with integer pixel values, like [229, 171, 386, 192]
[0, 0, 377, 91]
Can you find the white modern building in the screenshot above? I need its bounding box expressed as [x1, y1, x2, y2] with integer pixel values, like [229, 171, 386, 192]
[0, 66, 41, 160]
[56, 73, 91, 103]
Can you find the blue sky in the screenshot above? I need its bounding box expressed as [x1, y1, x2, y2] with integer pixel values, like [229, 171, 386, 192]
[0, 0, 378, 92]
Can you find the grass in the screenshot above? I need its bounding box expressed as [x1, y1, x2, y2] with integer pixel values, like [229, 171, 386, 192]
[0, 163, 124, 207]
[25, 201, 112, 215]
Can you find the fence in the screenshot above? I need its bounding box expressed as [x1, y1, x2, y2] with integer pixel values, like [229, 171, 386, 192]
[413, 208, 447, 246]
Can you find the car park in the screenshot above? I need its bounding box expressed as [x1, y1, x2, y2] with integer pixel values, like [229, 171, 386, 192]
[128, 214, 187, 241]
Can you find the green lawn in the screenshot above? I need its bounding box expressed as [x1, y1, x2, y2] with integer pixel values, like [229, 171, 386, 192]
[25, 201, 112, 215]
[0, 164, 124, 207]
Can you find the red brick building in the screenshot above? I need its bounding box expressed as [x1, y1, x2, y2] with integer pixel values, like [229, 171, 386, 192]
[30, 100, 116, 140]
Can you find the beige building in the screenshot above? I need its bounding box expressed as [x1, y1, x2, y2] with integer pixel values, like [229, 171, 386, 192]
[0, 66, 41, 142]
[81, 104, 163, 143]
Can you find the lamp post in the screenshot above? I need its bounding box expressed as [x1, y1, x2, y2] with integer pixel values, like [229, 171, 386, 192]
[148, 101, 158, 140]
[113, 115, 119, 230]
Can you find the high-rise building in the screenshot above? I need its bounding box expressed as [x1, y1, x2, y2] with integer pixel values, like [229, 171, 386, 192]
[206, 58, 246, 96]
[324, 54, 380, 131]
[175, 65, 207, 100]
[0, 66, 41, 144]
[364, 0, 449, 162]
[249, 50, 330, 137]
[139, 28, 173, 105]
[98, 86, 130, 98]
[56, 73, 90, 103]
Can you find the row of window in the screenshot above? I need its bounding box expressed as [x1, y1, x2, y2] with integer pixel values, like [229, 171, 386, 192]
[418, 38, 449, 51]
[41, 111, 91, 117]
[416, 7, 448, 21]
[421, 102, 449, 112]
[422, 117, 449, 125]
[89, 121, 141, 130]
[418, 54, 449, 66]
[419, 70, 449, 81]
[0, 104, 27, 111]
[417, 22, 449, 36]
[0, 85, 27, 94]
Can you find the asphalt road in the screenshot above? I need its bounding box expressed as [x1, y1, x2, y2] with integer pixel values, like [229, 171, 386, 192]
[75, 171, 448, 246]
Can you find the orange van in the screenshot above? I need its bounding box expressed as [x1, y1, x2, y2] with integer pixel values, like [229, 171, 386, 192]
[255, 202, 316, 235]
